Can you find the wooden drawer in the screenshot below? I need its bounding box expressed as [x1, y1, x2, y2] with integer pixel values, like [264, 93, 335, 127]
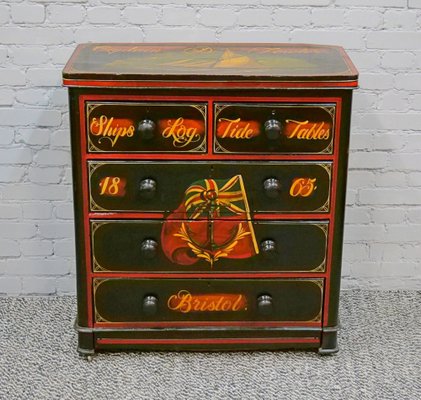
[214, 102, 335, 154]
[88, 161, 331, 214]
[91, 219, 328, 273]
[93, 278, 324, 325]
[86, 101, 207, 153]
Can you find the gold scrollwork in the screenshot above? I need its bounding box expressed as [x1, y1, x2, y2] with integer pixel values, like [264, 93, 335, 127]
[190, 104, 207, 118]
[308, 223, 329, 273]
[88, 162, 108, 212]
[214, 141, 231, 154]
[308, 279, 324, 322]
[86, 103, 102, 118]
[320, 141, 334, 154]
[91, 222, 111, 272]
[214, 104, 231, 118]
[88, 141, 103, 152]
[313, 163, 332, 213]
[320, 105, 336, 119]
[93, 279, 112, 323]
[93, 255, 108, 272]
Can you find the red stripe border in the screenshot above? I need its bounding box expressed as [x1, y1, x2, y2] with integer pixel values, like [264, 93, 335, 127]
[78, 93, 342, 330]
[64, 78, 357, 89]
[96, 337, 320, 346]
[94, 320, 321, 329]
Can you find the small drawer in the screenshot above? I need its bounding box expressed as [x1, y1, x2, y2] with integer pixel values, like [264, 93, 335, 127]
[93, 278, 324, 324]
[91, 220, 328, 273]
[88, 161, 331, 214]
[85, 101, 207, 153]
[214, 102, 335, 154]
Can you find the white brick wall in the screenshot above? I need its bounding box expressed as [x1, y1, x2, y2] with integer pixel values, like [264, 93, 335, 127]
[0, 0, 420, 295]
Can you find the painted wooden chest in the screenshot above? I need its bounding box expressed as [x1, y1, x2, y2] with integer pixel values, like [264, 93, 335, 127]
[63, 43, 358, 355]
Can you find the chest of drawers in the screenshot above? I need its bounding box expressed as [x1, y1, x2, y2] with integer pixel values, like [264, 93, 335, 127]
[63, 43, 358, 355]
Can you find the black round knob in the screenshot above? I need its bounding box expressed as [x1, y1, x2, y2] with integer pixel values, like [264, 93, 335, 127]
[142, 295, 158, 316]
[260, 239, 277, 258]
[264, 119, 282, 140]
[139, 178, 156, 199]
[140, 239, 158, 259]
[137, 119, 156, 140]
[257, 294, 273, 316]
[263, 178, 281, 198]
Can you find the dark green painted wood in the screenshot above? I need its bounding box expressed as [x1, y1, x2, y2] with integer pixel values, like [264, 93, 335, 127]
[92, 220, 328, 273]
[89, 161, 331, 214]
[94, 278, 323, 323]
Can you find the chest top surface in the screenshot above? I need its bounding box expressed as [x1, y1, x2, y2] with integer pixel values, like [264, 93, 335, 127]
[62, 43, 358, 85]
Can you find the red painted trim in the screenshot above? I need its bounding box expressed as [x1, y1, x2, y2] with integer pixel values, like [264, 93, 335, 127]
[92, 272, 326, 279]
[95, 321, 321, 329]
[80, 94, 341, 103]
[77, 93, 343, 330]
[88, 212, 330, 220]
[88, 212, 165, 219]
[208, 99, 213, 156]
[322, 99, 342, 325]
[253, 213, 330, 220]
[64, 78, 357, 89]
[85, 153, 334, 161]
[79, 99, 93, 328]
[96, 337, 320, 346]
[84, 94, 212, 101]
[80, 93, 340, 159]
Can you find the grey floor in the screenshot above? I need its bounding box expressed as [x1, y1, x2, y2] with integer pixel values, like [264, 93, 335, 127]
[0, 290, 420, 400]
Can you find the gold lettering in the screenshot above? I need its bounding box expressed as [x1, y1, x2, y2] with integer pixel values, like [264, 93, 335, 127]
[168, 290, 192, 313]
[167, 291, 247, 313]
[214, 297, 224, 311]
[290, 178, 317, 197]
[219, 118, 255, 139]
[232, 295, 245, 311]
[285, 119, 330, 141]
[89, 115, 135, 147]
[162, 117, 201, 148]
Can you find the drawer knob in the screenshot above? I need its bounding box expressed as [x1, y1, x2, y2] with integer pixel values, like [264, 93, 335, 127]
[260, 239, 277, 257]
[257, 294, 273, 316]
[140, 239, 158, 259]
[264, 119, 282, 140]
[142, 295, 159, 316]
[137, 119, 156, 140]
[263, 178, 281, 198]
[139, 178, 157, 199]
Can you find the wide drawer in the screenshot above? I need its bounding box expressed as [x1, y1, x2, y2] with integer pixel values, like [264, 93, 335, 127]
[91, 220, 328, 273]
[88, 161, 331, 214]
[85, 101, 207, 153]
[93, 278, 324, 324]
[214, 103, 335, 154]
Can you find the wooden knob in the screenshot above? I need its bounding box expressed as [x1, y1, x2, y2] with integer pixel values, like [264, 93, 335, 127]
[137, 119, 156, 140]
[264, 119, 282, 140]
[139, 178, 156, 199]
[140, 239, 158, 259]
[260, 239, 277, 258]
[263, 178, 281, 198]
[142, 295, 158, 316]
[257, 294, 273, 316]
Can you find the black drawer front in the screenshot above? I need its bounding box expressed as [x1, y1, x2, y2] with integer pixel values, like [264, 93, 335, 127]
[88, 161, 331, 214]
[86, 102, 207, 153]
[93, 278, 323, 324]
[214, 103, 335, 154]
[91, 220, 328, 273]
